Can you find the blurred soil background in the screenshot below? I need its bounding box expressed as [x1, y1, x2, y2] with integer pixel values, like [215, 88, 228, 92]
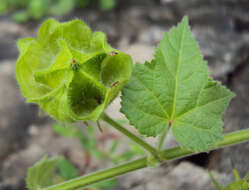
[0, 0, 249, 189]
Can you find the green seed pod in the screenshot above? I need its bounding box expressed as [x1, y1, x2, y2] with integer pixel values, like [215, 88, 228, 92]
[16, 19, 133, 122]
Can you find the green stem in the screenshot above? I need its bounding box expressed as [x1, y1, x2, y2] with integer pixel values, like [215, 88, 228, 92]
[101, 113, 158, 157]
[209, 172, 224, 190]
[232, 169, 241, 181]
[44, 128, 249, 190]
[157, 127, 169, 150]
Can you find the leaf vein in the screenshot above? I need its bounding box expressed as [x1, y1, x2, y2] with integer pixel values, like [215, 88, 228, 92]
[125, 94, 167, 121]
[177, 120, 221, 140]
[171, 22, 186, 119]
[133, 74, 169, 118]
[157, 48, 175, 78]
[176, 95, 230, 120]
[166, 36, 178, 54]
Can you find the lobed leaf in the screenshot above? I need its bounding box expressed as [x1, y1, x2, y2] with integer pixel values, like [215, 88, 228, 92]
[121, 17, 235, 151]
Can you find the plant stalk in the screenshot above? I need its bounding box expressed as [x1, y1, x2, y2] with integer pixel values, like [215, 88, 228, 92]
[157, 126, 170, 150]
[44, 128, 249, 190]
[101, 113, 159, 157]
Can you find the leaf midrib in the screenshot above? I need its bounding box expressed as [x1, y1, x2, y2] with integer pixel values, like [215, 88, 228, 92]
[170, 23, 186, 121]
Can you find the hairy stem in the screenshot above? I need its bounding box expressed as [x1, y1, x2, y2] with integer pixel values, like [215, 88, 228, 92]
[101, 113, 158, 157]
[44, 128, 249, 190]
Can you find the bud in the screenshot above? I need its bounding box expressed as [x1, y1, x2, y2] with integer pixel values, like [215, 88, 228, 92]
[16, 19, 132, 122]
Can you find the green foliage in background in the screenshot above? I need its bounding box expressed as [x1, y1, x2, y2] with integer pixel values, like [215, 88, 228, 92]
[26, 156, 60, 190]
[53, 122, 145, 164]
[53, 123, 105, 160]
[16, 19, 132, 122]
[210, 169, 249, 190]
[25, 122, 145, 190]
[0, 0, 117, 23]
[26, 155, 117, 190]
[57, 157, 78, 180]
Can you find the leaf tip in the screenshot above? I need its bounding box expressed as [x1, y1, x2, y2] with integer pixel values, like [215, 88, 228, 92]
[182, 15, 189, 24]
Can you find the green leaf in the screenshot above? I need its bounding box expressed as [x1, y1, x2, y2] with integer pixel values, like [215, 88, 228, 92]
[109, 140, 119, 154]
[76, 0, 89, 8]
[232, 169, 241, 181]
[99, 0, 116, 10]
[0, 1, 8, 15]
[210, 169, 249, 190]
[90, 149, 105, 160]
[28, 0, 47, 20]
[49, 0, 74, 16]
[245, 172, 249, 181]
[121, 17, 235, 151]
[224, 180, 249, 190]
[57, 157, 78, 180]
[26, 156, 61, 190]
[12, 10, 30, 23]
